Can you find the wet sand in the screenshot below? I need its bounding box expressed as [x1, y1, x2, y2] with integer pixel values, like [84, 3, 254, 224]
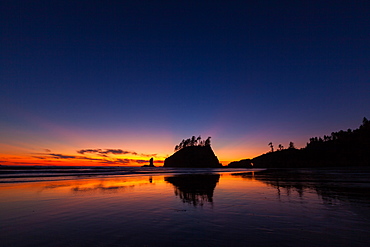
[1, 167, 370, 246]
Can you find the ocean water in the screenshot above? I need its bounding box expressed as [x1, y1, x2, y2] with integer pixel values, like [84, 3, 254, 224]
[1, 166, 370, 247]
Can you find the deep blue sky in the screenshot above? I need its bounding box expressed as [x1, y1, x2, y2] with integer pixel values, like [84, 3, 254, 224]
[1, 0, 369, 164]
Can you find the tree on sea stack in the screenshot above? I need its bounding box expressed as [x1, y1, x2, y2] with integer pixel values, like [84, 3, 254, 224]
[174, 136, 211, 152]
[164, 136, 222, 168]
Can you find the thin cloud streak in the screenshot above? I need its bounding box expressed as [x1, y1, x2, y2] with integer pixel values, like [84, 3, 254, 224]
[76, 149, 158, 158]
[77, 149, 131, 155]
[30, 150, 164, 166]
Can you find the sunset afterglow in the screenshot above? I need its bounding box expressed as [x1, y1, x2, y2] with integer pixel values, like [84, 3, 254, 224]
[1, 1, 369, 167]
[1, 2, 369, 247]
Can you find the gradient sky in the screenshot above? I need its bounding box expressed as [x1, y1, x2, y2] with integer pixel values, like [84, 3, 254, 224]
[1, 0, 369, 166]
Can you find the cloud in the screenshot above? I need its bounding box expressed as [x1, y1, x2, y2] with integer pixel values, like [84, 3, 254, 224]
[97, 158, 133, 165]
[48, 153, 78, 159]
[32, 156, 48, 160]
[106, 149, 132, 155]
[140, 153, 157, 158]
[32, 153, 77, 160]
[115, 159, 131, 164]
[77, 149, 133, 156]
[33, 153, 102, 161]
[135, 159, 149, 164]
[76, 149, 103, 154]
[30, 150, 164, 166]
[76, 149, 158, 158]
[80, 157, 105, 161]
[44, 149, 51, 153]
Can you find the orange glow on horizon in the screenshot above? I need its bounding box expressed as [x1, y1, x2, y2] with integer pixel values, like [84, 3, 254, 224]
[0, 131, 272, 167]
[0, 153, 165, 167]
[0, 149, 267, 167]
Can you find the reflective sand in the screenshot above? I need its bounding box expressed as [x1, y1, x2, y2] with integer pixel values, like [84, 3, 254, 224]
[1, 168, 370, 246]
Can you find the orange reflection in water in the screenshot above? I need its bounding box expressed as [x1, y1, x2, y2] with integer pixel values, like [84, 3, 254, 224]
[0, 171, 269, 204]
[0, 175, 174, 215]
[0, 170, 315, 207]
[0, 172, 271, 214]
[218, 171, 264, 190]
[2, 170, 370, 247]
[0, 175, 167, 195]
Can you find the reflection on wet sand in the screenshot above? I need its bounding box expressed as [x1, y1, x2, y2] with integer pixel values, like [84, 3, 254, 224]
[165, 174, 220, 206]
[233, 168, 370, 205]
[24, 176, 157, 195]
[2, 170, 370, 247]
[71, 183, 135, 194]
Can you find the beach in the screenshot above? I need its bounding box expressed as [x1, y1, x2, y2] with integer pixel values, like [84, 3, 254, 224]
[1, 167, 370, 246]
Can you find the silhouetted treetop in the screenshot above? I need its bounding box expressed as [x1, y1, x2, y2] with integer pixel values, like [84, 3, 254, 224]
[174, 136, 211, 152]
[288, 142, 295, 149]
[268, 142, 274, 152]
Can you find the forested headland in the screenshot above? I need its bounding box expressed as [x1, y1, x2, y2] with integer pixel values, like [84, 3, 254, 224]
[230, 118, 370, 168]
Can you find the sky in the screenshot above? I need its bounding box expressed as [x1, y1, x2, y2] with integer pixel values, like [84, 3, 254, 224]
[1, 0, 369, 166]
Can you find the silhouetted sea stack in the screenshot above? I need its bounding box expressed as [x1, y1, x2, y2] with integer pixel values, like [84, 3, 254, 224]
[164, 146, 222, 168]
[142, 157, 155, 167]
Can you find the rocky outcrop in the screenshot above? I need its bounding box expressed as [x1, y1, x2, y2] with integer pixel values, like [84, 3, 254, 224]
[227, 159, 253, 168]
[142, 157, 155, 167]
[164, 146, 222, 168]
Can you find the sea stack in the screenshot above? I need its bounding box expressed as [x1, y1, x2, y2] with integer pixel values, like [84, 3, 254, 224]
[164, 145, 222, 168]
[142, 157, 155, 167]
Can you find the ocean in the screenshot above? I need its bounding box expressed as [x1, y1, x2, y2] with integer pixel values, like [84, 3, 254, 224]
[1, 166, 370, 246]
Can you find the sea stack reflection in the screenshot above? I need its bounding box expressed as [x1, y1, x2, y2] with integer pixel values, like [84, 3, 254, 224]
[165, 174, 220, 206]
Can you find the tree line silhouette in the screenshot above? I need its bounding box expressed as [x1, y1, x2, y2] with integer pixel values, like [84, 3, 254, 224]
[174, 136, 211, 152]
[306, 117, 370, 148]
[268, 141, 296, 152]
[252, 117, 370, 168]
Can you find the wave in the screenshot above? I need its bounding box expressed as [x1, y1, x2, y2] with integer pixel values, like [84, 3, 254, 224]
[0, 166, 255, 183]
